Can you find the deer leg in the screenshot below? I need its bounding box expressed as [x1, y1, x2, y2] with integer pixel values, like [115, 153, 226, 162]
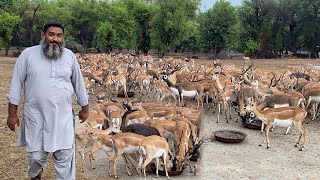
[122, 154, 132, 176]
[259, 125, 268, 147]
[109, 151, 122, 178]
[293, 122, 307, 151]
[284, 125, 292, 135]
[217, 103, 222, 123]
[265, 124, 272, 149]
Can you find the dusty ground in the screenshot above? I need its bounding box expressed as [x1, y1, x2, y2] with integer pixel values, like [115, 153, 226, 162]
[1, 56, 320, 180]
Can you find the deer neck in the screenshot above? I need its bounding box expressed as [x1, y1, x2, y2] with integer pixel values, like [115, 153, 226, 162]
[252, 105, 268, 122]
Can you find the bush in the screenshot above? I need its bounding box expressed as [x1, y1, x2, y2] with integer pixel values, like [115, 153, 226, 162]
[244, 39, 260, 57]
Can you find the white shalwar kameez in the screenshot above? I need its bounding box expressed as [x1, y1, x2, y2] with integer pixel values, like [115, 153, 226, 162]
[7, 45, 88, 179]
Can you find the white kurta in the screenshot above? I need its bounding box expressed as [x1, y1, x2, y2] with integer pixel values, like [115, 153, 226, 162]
[7, 45, 88, 152]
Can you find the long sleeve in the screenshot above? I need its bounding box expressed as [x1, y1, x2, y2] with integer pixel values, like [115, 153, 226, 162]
[7, 51, 28, 105]
[71, 55, 88, 107]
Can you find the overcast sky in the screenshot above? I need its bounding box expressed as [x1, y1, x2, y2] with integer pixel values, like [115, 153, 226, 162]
[200, 0, 243, 12]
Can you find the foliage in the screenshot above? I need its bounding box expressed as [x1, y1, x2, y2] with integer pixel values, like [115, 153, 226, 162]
[92, 21, 115, 51]
[244, 39, 260, 57]
[0, 12, 21, 47]
[1, 0, 320, 58]
[150, 0, 200, 56]
[198, 0, 237, 56]
[120, 0, 151, 55]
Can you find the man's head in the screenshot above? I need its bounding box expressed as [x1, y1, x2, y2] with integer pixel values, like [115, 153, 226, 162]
[40, 22, 65, 60]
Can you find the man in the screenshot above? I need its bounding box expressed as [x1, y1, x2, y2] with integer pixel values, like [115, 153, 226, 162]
[6, 22, 89, 180]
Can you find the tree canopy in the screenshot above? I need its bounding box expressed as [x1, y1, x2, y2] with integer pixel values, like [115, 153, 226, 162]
[1, 0, 320, 58]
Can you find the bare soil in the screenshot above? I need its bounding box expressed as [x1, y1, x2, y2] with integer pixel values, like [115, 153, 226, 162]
[1, 56, 320, 180]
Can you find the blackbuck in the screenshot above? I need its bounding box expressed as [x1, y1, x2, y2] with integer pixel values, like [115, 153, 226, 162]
[124, 102, 151, 126]
[138, 135, 171, 180]
[78, 127, 121, 171]
[162, 75, 204, 108]
[108, 132, 146, 178]
[84, 105, 107, 130]
[104, 71, 128, 98]
[256, 93, 306, 134]
[303, 87, 320, 120]
[173, 121, 193, 172]
[153, 79, 177, 104]
[236, 85, 258, 121]
[245, 97, 307, 151]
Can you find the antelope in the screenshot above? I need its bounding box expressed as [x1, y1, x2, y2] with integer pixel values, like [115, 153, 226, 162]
[245, 97, 307, 150]
[107, 111, 123, 130]
[153, 79, 177, 104]
[256, 93, 306, 134]
[173, 121, 193, 172]
[108, 132, 146, 178]
[144, 119, 177, 140]
[104, 71, 128, 98]
[236, 85, 258, 121]
[85, 105, 107, 130]
[124, 102, 151, 126]
[138, 135, 171, 180]
[162, 75, 204, 108]
[77, 127, 121, 171]
[303, 87, 320, 120]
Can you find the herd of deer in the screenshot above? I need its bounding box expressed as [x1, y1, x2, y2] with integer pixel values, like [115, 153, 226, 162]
[75, 53, 320, 179]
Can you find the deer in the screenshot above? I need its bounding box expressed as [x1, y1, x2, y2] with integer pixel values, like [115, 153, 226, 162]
[124, 102, 151, 126]
[84, 104, 107, 130]
[303, 87, 320, 120]
[245, 97, 307, 151]
[173, 121, 193, 173]
[108, 132, 146, 178]
[138, 135, 171, 180]
[77, 127, 121, 171]
[162, 75, 204, 108]
[256, 93, 306, 134]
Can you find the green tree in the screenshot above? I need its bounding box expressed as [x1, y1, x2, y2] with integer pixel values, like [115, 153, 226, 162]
[92, 21, 115, 53]
[0, 12, 21, 55]
[244, 39, 260, 57]
[199, 0, 237, 57]
[150, 0, 199, 57]
[297, 0, 320, 58]
[105, 2, 135, 52]
[119, 0, 152, 55]
[65, 0, 100, 48]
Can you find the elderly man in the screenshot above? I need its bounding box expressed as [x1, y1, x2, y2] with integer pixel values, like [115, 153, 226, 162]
[6, 22, 89, 180]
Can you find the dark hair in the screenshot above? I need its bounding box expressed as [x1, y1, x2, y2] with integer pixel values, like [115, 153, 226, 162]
[42, 22, 64, 33]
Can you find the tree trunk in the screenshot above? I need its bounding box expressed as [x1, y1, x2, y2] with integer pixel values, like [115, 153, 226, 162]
[5, 46, 10, 56]
[28, 4, 40, 46]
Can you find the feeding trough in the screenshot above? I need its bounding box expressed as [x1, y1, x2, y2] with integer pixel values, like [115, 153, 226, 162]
[148, 163, 184, 176]
[243, 119, 263, 130]
[117, 91, 134, 98]
[213, 130, 247, 143]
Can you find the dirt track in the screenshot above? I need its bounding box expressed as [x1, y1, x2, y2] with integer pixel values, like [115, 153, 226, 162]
[1, 56, 320, 180]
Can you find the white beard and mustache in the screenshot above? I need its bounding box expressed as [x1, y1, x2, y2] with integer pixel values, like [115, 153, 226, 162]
[40, 37, 65, 60]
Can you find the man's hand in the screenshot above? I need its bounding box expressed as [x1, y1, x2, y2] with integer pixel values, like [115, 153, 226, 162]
[78, 105, 89, 123]
[7, 114, 19, 132]
[7, 103, 19, 131]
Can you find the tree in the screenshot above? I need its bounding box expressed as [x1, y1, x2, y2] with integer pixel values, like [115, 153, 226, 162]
[120, 0, 152, 55]
[92, 21, 115, 53]
[277, 0, 303, 56]
[199, 0, 237, 57]
[0, 12, 21, 55]
[150, 0, 200, 57]
[106, 2, 135, 51]
[297, 0, 320, 58]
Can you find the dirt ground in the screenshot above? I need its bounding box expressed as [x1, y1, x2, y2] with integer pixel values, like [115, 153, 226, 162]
[1, 56, 320, 180]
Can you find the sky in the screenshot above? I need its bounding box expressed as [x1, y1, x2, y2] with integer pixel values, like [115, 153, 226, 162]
[200, 0, 243, 12]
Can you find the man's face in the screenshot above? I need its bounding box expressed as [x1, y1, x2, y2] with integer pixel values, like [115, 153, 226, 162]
[40, 26, 65, 59]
